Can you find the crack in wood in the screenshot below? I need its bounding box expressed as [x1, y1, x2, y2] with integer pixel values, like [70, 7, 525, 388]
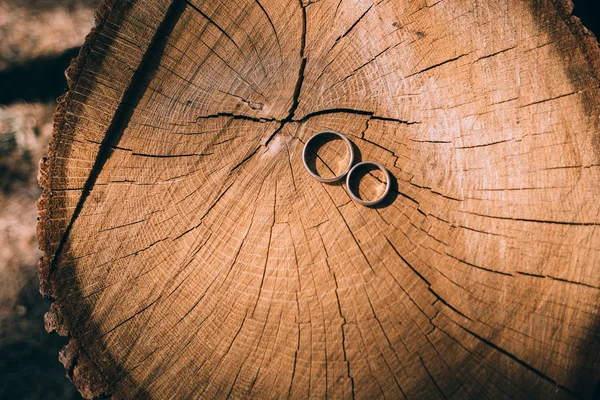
[184, 0, 243, 53]
[455, 323, 584, 399]
[47, 0, 187, 276]
[405, 53, 470, 79]
[229, 0, 308, 173]
[461, 210, 600, 226]
[329, 3, 375, 52]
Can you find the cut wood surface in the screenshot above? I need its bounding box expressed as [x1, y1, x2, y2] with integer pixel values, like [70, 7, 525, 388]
[38, 0, 600, 398]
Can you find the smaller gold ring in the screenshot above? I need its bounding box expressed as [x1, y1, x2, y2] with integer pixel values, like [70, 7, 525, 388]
[346, 161, 391, 206]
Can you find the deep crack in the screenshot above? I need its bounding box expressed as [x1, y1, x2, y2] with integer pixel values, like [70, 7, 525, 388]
[263, 0, 307, 149]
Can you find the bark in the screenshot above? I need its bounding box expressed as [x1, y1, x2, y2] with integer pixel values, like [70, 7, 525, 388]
[38, 0, 600, 398]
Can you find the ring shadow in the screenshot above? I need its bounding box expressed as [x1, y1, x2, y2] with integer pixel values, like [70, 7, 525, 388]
[304, 135, 398, 208]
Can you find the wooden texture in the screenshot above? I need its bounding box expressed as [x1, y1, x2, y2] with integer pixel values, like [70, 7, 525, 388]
[38, 0, 600, 398]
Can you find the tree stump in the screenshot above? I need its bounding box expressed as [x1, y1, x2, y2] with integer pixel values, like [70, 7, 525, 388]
[38, 0, 600, 398]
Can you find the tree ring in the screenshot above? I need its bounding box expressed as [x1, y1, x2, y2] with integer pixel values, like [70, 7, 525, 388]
[346, 161, 391, 206]
[302, 130, 355, 182]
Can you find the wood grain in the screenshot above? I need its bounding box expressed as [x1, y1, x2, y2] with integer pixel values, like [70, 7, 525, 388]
[38, 0, 600, 398]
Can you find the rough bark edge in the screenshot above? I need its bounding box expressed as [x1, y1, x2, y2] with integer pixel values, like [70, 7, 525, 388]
[546, 3, 600, 397]
[59, 339, 112, 399]
[37, 0, 119, 398]
[37, 0, 118, 298]
[33, 1, 600, 399]
[550, 0, 600, 81]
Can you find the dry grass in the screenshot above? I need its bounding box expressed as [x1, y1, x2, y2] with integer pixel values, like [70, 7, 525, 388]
[0, 103, 54, 320]
[0, 0, 98, 70]
[0, 103, 83, 399]
[0, 1, 98, 398]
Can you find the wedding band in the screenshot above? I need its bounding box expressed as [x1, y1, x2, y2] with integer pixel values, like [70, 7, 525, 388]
[302, 131, 354, 182]
[346, 161, 391, 206]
